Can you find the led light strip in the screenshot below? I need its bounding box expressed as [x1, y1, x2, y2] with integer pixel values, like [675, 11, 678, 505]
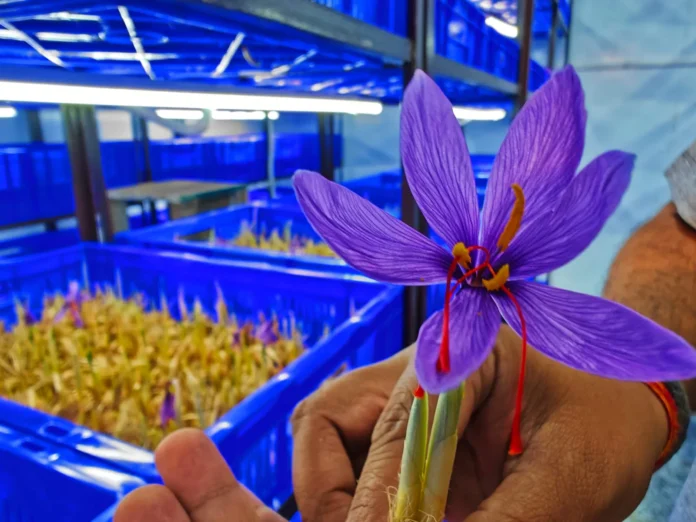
[485, 16, 519, 39]
[0, 80, 383, 115]
[452, 106, 507, 121]
[0, 106, 17, 118]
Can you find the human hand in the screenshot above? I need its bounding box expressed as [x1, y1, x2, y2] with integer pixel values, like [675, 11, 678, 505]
[114, 429, 284, 522]
[292, 325, 669, 522]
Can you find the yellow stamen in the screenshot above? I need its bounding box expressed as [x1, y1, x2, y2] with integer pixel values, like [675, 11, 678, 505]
[483, 264, 510, 291]
[452, 242, 471, 267]
[497, 184, 525, 251]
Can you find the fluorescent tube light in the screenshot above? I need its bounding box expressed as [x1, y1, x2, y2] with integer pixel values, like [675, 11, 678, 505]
[0, 106, 17, 118]
[0, 80, 383, 115]
[453, 106, 507, 121]
[485, 16, 518, 38]
[212, 110, 266, 121]
[267, 111, 280, 120]
[155, 109, 205, 120]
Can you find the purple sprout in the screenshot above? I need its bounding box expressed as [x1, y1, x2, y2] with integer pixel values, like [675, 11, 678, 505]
[288, 236, 303, 254]
[293, 67, 696, 452]
[255, 320, 279, 345]
[23, 308, 37, 325]
[54, 282, 85, 327]
[160, 388, 176, 428]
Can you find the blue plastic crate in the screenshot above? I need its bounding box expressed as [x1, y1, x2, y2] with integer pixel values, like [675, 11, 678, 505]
[149, 135, 265, 183]
[117, 201, 352, 275]
[0, 229, 81, 260]
[0, 142, 143, 228]
[435, 0, 488, 70]
[435, 0, 550, 86]
[311, 0, 407, 36]
[0, 133, 339, 230]
[0, 421, 143, 522]
[0, 244, 402, 509]
[487, 30, 519, 82]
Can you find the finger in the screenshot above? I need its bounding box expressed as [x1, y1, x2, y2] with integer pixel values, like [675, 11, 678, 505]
[292, 350, 410, 522]
[345, 368, 418, 522]
[155, 428, 280, 522]
[114, 484, 189, 522]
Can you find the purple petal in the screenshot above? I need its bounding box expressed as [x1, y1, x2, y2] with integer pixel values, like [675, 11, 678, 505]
[492, 281, 696, 381]
[480, 67, 587, 254]
[293, 170, 452, 284]
[401, 70, 479, 249]
[415, 288, 500, 393]
[496, 151, 635, 279]
[160, 390, 176, 427]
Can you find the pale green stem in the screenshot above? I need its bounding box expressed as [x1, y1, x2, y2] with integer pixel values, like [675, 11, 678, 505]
[392, 392, 429, 522]
[420, 383, 464, 522]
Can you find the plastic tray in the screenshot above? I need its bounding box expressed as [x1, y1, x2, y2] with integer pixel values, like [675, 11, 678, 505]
[0, 244, 402, 510]
[0, 420, 143, 522]
[311, 0, 407, 36]
[116, 201, 352, 275]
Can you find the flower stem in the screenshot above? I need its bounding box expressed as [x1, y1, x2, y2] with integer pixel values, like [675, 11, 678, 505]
[392, 390, 429, 522]
[420, 383, 464, 522]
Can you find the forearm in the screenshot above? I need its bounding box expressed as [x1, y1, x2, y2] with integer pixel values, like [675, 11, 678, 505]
[603, 203, 696, 406]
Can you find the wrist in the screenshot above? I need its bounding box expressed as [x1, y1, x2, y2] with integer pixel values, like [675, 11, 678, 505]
[637, 382, 670, 467]
[643, 382, 690, 468]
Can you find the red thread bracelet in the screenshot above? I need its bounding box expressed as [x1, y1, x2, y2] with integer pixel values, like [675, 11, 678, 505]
[644, 382, 681, 469]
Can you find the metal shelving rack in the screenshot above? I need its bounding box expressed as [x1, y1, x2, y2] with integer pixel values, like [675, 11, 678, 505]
[0, 0, 546, 345]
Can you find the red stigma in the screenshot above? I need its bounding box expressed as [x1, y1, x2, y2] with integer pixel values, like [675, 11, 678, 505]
[413, 385, 425, 398]
[501, 284, 528, 457]
[480, 260, 529, 456]
[435, 243, 529, 457]
[437, 258, 459, 374]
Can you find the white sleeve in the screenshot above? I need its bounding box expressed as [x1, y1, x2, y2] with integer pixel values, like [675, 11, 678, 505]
[666, 142, 696, 230]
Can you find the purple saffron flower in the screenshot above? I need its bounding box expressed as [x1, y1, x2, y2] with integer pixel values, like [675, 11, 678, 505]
[293, 68, 696, 417]
[255, 320, 279, 345]
[160, 388, 176, 427]
[66, 281, 82, 304]
[54, 282, 84, 325]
